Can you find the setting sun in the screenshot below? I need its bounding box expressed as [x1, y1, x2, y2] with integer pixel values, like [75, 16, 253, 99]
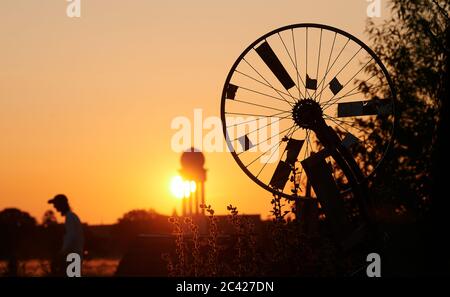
[170, 176, 196, 199]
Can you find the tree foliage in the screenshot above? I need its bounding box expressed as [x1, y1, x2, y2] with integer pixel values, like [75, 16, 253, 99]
[362, 0, 449, 216]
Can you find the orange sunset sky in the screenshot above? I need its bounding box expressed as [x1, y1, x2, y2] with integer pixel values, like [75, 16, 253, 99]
[0, 0, 390, 224]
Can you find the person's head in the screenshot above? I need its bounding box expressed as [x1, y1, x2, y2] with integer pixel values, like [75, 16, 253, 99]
[48, 194, 70, 216]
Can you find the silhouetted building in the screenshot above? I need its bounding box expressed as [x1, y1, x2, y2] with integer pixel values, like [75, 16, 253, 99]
[179, 148, 207, 216]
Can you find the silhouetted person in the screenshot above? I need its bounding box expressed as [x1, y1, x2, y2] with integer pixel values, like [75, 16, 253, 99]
[48, 194, 84, 275]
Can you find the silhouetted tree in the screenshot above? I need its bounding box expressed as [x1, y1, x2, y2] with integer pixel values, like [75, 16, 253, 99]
[113, 209, 171, 249]
[360, 0, 448, 213]
[0, 208, 37, 276]
[357, 0, 448, 275]
[118, 209, 159, 224]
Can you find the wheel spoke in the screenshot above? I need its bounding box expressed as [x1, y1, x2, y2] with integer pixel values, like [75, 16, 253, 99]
[226, 110, 289, 128]
[319, 73, 381, 108]
[305, 27, 309, 98]
[324, 114, 369, 135]
[243, 58, 296, 106]
[277, 32, 307, 99]
[323, 115, 377, 151]
[291, 29, 302, 100]
[321, 80, 388, 110]
[230, 98, 292, 113]
[314, 29, 323, 100]
[316, 38, 350, 103]
[235, 70, 295, 101]
[317, 32, 337, 104]
[229, 113, 292, 143]
[256, 126, 299, 178]
[225, 111, 291, 118]
[313, 46, 363, 101]
[243, 124, 296, 165]
[321, 58, 374, 112]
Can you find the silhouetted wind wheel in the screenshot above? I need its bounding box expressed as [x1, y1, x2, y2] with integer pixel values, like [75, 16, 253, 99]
[221, 24, 395, 247]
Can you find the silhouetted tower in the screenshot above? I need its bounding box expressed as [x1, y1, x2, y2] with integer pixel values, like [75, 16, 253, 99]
[180, 148, 207, 216]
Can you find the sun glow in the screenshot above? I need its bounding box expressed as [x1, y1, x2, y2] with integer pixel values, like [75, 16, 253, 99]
[170, 176, 196, 199]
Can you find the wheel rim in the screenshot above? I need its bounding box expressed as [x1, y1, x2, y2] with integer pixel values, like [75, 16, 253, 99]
[220, 23, 396, 200]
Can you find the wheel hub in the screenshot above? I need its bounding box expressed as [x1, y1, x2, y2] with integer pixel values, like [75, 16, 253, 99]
[292, 99, 324, 129]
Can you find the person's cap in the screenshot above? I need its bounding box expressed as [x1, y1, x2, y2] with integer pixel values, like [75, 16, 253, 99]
[48, 194, 68, 205]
